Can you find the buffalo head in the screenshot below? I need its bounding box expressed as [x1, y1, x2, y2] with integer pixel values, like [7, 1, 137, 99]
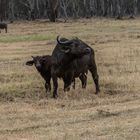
[26, 56, 46, 71]
[56, 36, 91, 56]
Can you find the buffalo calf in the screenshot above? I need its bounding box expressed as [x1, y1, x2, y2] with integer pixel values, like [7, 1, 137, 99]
[26, 55, 52, 93]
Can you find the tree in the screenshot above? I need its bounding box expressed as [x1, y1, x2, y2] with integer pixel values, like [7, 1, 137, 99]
[0, 0, 8, 21]
[0, 0, 140, 21]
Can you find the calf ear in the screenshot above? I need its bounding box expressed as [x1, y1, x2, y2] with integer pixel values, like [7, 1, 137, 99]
[26, 60, 34, 66]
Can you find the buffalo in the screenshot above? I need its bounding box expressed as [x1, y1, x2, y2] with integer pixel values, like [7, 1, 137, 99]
[26, 55, 52, 93]
[0, 23, 7, 33]
[26, 55, 87, 95]
[51, 36, 100, 98]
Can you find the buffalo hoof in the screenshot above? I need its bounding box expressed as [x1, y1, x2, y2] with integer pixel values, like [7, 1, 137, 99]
[95, 90, 100, 94]
[64, 87, 70, 92]
[82, 85, 86, 89]
[72, 85, 75, 89]
[46, 90, 51, 94]
[52, 94, 58, 99]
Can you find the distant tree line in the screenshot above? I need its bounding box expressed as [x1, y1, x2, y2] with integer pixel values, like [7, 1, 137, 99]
[0, 0, 140, 22]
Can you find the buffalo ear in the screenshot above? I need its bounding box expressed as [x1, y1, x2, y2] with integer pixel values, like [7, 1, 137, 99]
[26, 60, 34, 66]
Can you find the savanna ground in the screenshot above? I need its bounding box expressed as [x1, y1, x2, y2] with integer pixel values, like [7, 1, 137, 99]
[0, 18, 140, 140]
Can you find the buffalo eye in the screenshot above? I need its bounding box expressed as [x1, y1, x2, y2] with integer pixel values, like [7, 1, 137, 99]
[73, 42, 79, 47]
[63, 46, 70, 50]
[42, 59, 46, 63]
[75, 42, 79, 46]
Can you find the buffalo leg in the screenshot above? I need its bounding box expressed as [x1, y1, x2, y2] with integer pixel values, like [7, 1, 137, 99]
[64, 79, 71, 92]
[45, 82, 51, 93]
[89, 63, 100, 94]
[45, 77, 51, 93]
[79, 74, 87, 89]
[5, 27, 7, 33]
[72, 78, 75, 89]
[63, 73, 73, 92]
[52, 75, 58, 98]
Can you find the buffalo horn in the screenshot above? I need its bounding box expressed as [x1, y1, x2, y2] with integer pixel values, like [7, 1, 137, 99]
[57, 36, 73, 45]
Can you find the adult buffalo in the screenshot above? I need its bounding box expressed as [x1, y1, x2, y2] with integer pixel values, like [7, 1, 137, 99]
[0, 23, 7, 33]
[51, 36, 100, 98]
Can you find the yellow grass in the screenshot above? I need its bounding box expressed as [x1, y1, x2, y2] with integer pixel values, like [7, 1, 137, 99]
[0, 18, 140, 140]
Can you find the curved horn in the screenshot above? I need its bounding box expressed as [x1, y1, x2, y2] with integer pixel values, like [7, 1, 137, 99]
[56, 36, 73, 46]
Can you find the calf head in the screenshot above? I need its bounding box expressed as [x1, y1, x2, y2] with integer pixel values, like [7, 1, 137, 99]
[26, 56, 46, 71]
[57, 36, 91, 57]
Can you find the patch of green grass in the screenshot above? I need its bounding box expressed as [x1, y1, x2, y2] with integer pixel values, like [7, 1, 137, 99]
[0, 34, 55, 43]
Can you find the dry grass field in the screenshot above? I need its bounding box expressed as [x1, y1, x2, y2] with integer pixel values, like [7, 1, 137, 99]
[0, 18, 140, 140]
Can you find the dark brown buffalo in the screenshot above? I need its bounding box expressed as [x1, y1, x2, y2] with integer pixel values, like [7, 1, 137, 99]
[47, 0, 59, 22]
[26, 55, 52, 93]
[51, 36, 100, 98]
[0, 23, 7, 33]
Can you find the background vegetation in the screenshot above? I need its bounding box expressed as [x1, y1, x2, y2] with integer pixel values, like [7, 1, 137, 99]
[0, 0, 140, 22]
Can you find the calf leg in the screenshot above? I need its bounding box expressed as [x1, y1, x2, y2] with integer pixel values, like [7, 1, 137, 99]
[45, 77, 51, 93]
[45, 82, 51, 93]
